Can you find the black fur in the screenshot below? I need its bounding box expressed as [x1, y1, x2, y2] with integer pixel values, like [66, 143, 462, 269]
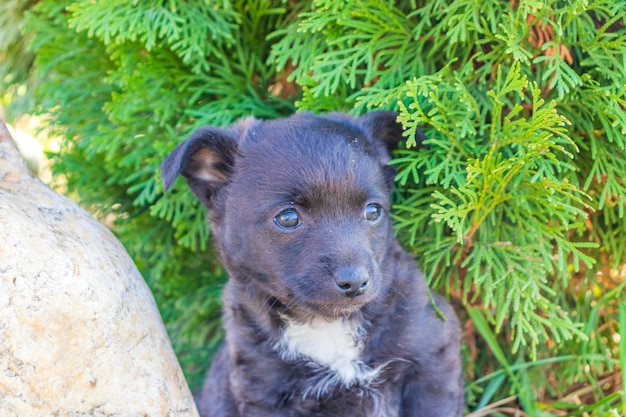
[161, 112, 463, 417]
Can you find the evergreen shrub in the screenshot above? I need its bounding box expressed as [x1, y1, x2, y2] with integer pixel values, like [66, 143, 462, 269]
[2, 0, 625, 414]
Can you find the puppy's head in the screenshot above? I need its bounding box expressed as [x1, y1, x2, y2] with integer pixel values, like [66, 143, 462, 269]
[162, 112, 405, 319]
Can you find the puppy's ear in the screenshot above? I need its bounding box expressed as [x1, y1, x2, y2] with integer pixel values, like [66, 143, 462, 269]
[358, 111, 426, 191]
[358, 111, 426, 158]
[161, 126, 238, 207]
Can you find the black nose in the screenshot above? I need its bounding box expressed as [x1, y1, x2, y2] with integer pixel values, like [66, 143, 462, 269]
[334, 267, 370, 298]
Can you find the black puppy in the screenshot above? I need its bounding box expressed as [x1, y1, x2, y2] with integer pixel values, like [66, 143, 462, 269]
[161, 112, 464, 417]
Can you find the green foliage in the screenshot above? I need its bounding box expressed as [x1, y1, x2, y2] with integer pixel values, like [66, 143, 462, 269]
[0, 0, 38, 118]
[2, 0, 625, 414]
[399, 62, 594, 357]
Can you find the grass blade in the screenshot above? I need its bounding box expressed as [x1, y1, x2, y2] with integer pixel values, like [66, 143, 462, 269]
[467, 306, 534, 412]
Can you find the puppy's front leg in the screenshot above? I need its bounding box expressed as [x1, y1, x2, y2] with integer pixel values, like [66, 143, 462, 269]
[197, 346, 295, 417]
[195, 346, 240, 417]
[400, 366, 464, 417]
[401, 296, 464, 417]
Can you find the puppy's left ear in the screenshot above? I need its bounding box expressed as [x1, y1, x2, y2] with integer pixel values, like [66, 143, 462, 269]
[358, 111, 427, 190]
[161, 126, 238, 207]
[358, 111, 427, 160]
[358, 111, 404, 160]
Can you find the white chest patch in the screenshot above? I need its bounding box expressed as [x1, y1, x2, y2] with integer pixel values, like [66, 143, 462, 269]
[276, 316, 382, 392]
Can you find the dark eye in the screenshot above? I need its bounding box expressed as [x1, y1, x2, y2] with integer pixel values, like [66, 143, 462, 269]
[364, 203, 383, 223]
[274, 209, 301, 229]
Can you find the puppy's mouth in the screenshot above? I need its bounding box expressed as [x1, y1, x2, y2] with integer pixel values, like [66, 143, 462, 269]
[266, 292, 368, 318]
[268, 268, 382, 319]
[291, 284, 380, 320]
[291, 301, 365, 320]
[269, 293, 371, 320]
[329, 305, 364, 318]
[318, 302, 365, 317]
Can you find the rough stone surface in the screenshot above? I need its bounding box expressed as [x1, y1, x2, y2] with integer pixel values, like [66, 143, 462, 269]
[0, 120, 199, 417]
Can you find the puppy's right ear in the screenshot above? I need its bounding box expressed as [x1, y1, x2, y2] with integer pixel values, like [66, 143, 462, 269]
[161, 126, 238, 207]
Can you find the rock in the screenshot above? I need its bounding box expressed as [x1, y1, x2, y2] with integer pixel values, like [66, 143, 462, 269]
[0, 120, 199, 417]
